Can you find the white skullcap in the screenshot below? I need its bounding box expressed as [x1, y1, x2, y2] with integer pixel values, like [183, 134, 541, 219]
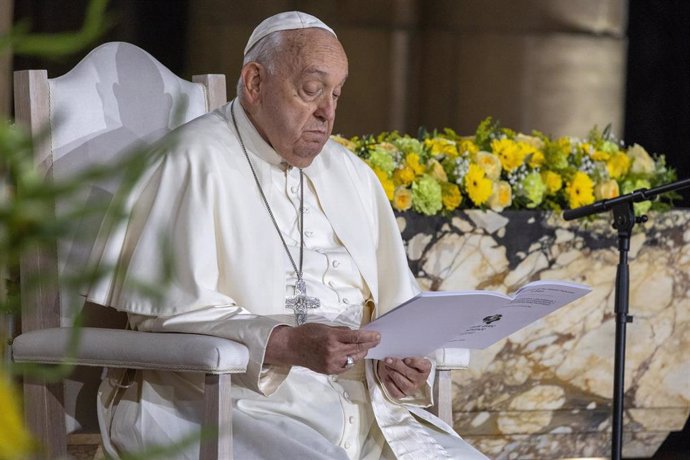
[244, 11, 336, 55]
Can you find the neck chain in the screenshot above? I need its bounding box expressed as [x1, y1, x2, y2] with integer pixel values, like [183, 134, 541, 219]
[230, 100, 320, 325]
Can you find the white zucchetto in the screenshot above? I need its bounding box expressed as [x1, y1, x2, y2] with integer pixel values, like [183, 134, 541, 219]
[244, 11, 337, 55]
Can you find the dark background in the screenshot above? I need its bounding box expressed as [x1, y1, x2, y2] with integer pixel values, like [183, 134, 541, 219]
[10, 1, 690, 457]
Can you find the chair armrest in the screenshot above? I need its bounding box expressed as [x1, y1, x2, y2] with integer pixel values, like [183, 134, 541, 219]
[434, 347, 470, 370]
[11, 327, 248, 374]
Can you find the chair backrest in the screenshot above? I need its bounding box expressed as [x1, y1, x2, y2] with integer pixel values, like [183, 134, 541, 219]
[13, 41, 227, 434]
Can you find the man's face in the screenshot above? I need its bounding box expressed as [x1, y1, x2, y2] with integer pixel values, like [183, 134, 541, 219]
[252, 29, 348, 168]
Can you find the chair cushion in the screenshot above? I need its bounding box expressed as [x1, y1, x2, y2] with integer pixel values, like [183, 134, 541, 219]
[12, 327, 248, 374]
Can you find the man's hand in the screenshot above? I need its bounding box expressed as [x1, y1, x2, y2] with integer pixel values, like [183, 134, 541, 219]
[265, 324, 380, 375]
[376, 357, 431, 399]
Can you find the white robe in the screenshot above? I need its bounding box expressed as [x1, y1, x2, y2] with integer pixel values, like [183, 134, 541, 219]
[89, 101, 487, 459]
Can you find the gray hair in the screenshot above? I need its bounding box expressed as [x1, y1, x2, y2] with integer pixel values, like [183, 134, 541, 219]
[236, 31, 287, 100]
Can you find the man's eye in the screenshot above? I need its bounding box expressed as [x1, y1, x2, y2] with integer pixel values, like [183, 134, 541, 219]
[303, 84, 321, 96]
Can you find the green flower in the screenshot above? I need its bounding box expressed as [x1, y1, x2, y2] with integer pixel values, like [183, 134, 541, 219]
[622, 178, 652, 215]
[394, 137, 423, 155]
[367, 147, 397, 174]
[411, 175, 443, 216]
[521, 171, 547, 208]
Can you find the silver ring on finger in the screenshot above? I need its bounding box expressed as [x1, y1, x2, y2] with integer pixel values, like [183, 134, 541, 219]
[344, 355, 355, 369]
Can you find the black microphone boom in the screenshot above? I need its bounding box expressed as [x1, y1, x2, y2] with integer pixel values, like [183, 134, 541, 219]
[561, 176, 690, 460]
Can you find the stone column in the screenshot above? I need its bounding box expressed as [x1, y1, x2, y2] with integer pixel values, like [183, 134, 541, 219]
[420, 0, 628, 138]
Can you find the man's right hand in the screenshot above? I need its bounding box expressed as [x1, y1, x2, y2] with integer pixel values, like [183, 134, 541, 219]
[265, 323, 380, 375]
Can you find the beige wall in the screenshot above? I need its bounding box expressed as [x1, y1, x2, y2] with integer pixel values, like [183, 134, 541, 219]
[187, 0, 627, 138]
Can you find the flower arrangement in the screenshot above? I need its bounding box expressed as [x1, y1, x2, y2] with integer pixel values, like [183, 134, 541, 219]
[332, 117, 678, 216]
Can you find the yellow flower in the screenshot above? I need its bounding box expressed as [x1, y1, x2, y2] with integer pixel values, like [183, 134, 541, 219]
[0, 371, 36, 459]
[458, 138, 479, 156]
[331, 134, 357, 151]
[441, 183, 462, 211]
[464, 163, 493, 206]
[607, 152, 631, 179]
[393, 186, 413, 211]
[424, 137, 459, 158]
[566, 171, 595, 209]
[393, 166, 415, 186]
[491, 138, 526, 172]
[541, 170, 563, 195]
[488, 180, 512, 212]
[474, 151, 502, 180]
[373, 167, 395, 200]
[404, 153, 426, 176]
[594, 179, 620, 200]
[427, 159, 448, 183]
[627, 144, 655, 174]
[515, 133, 545, 150]
[527, 149, 545, 168]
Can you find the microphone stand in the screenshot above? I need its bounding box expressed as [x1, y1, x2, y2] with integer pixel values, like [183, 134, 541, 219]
[562, 177, 690, 460]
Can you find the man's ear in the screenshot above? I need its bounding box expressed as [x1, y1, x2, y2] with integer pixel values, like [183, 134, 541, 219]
[240, 62, 264, 104]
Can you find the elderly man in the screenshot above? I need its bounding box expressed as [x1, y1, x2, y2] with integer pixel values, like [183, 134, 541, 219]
[90, 11, 487, 460]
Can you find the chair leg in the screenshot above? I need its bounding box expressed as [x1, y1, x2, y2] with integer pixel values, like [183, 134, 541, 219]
[200, 373, 233, 460]
[432, 369, 454, 426]
[23, 379, 67, 458]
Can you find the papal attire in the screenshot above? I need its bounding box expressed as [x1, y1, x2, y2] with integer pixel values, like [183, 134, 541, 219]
[89, 101, 487, 459]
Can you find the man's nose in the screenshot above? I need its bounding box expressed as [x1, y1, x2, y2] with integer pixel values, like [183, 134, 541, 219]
[315, 95, 336, 122]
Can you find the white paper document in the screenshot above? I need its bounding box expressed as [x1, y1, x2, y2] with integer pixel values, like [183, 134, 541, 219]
[363, 280, 591, 359]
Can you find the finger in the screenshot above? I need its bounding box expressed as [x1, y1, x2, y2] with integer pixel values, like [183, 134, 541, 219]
[403, 357, 431, 373]
[384, 372, 408, 398]
[383, 358, 417, 379]
[342, 329, 380, 345]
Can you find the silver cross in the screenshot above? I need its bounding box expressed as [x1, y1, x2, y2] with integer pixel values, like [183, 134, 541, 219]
[286, 278, 320, 325]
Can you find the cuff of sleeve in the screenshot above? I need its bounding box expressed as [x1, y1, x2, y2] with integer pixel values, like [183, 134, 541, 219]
[235, 318, 291, 395]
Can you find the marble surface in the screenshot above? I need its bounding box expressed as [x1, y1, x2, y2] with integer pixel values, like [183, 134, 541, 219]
[398, 209, 690, 459]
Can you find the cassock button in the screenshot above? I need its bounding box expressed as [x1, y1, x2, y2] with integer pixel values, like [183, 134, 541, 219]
[342, 298, 350, 305]
[305, 231, 314, 238]
[328, 280, 336, 288]
[290, 185, 298, 194]
[348, 416, 355, 424]
[344, 441, 351, 449]
[332, 260, 340, 268]
[343, 391, 350, 401]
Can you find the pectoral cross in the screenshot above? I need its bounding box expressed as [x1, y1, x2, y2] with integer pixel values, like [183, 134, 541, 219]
[286, 278, 320, 325]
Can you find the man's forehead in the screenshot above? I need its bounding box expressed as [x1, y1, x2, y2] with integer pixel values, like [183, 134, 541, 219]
[245, 11, 336, 56]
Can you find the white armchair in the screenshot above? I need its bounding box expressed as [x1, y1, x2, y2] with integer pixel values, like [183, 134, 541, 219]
[10, 41, 248, 460]
[10, 41, 467, 460]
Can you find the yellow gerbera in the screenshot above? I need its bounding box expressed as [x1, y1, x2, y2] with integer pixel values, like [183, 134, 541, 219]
[566, 171, 595, 209]
[491, 138, 526, 172]
[464, 163, 493, 206]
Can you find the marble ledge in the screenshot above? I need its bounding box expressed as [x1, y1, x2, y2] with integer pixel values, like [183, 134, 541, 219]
[397, 209, 690, 458]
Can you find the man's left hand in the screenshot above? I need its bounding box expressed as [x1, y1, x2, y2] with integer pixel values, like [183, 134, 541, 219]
[376, 357, 431, 399]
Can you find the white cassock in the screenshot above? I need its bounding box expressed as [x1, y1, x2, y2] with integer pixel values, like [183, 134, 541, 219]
[89, 101, 487, 460]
